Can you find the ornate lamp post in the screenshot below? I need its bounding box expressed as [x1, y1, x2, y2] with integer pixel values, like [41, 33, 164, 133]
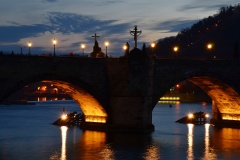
[81, 44, 85, 55]
[105, 41, 109, 58]
[28, 41, 32, 55]
[52, 38, 57, 57]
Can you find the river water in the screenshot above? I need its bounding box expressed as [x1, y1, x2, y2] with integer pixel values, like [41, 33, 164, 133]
[0, 100, 240, 160]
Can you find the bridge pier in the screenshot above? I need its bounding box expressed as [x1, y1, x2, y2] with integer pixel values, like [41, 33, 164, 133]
[107, 96, 155, 132]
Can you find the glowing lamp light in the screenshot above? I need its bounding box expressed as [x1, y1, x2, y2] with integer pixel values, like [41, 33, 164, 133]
[151, 42, 156, 48]
[173, 46, 179, 52]
[81, 44, 85, 54]
[188, 113, 194, 119]
[105, 41, 109, 57]
[52, 38, 57, 57]
[105, 41, 109, 47]
[28, 41, 32, 55]
[61, 114, 67, 120]
[28, 41, 32, 47]
[205, 114, 209, 118]
[123, 45, 127, 51]
[207, 43, 213, 50]
[52, 38, 57, 45]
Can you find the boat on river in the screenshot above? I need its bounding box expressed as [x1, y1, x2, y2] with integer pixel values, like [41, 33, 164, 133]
[176, 111, 209, 124]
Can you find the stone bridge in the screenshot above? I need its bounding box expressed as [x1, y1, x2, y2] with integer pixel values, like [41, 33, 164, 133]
[1, 55, 240, 131]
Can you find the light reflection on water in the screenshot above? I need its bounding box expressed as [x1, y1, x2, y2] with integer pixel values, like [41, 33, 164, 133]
[187, 124, 194, 160]
[143, 144, 160, 160]
[61, 126, 68, 160]
[1, 102, 240, 159]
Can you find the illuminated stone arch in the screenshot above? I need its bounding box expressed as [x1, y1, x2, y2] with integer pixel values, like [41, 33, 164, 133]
[42, 80, 108, 123]
[3, 72, 108, 124]
[188, 76, 240, 121]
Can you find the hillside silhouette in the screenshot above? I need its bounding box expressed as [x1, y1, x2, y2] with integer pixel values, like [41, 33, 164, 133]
[154, 4, 240, 59]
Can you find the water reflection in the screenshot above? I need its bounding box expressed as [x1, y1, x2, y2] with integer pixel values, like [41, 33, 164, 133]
[212, 127, 240, 159]
[75, 130, 109, 159]
[50, 126, 68, 160]
[99, 144, 115, 160]
[61, 126, 68, 160]
[203, 124, 217, 160]
[187, 124, 194, 160]
[144, 144, 160, 160]
[204, 124, 210, 159]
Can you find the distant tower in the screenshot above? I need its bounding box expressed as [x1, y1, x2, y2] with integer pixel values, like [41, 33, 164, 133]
[130, 25, 142, 48]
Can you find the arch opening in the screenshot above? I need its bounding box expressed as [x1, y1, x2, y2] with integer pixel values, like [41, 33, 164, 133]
[188, 76, 240, 121]
[156, 76, 240, 123]
[42, 80, 108, 123]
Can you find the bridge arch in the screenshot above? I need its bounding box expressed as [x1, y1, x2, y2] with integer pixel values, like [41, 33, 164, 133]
[188, 76, 240, 121]
[155, 75, 240, 122]
[43, 80, 108, 123]
[3, 74, 108, 124]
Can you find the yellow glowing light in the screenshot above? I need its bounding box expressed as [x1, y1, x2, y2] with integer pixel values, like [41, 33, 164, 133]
[53, 38, 57, 45]
[173, 46, 179, 52]
[205, 114, 209, 118]
[85, 115, 107, 123]
[207, 43, 212, 49]
[61, 114, 67, 120]
[28, 41, 32, 47]
[81, 44, 85, 49]
[188, 113, 194, 119]
[123, 45, 127, 50]
[105, 41, 109, 47]
[160, 97, 180, 101]
[151, 42, 156, 48]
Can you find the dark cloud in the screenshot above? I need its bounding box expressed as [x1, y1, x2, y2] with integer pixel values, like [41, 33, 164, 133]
[0, 12, 132, 54]
[47, 12, 130, 35]
[178, 2, 228, 12]
[0, 24, 52, 43]
[152, 19, 199, 33]
[97, 0, 125, 6]
[45, 0, 58, 2]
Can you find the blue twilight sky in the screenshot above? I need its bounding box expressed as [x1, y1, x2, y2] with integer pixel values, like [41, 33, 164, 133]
[0, 0, 239, 57]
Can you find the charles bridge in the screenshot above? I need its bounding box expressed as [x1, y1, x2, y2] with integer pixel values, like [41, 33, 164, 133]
[1, 54, 240, 131]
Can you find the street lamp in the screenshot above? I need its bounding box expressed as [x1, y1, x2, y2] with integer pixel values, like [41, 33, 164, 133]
[207, 43, 213, 50]
[105, 41, 109, 58]
[173, 46, 179, 58]
[123, 45, 127, 51]
[52, 38, 57, 57]
[151, 42, 156, 48]
[123, 44, 127, 55]
[81, 44, 85, 55]
[150, 42, 156, 57]
[207, 43, 213, 59]
[28, 41, 32, 55]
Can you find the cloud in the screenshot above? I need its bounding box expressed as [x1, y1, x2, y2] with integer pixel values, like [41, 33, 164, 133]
[178, 0, 236, 12]
[0, 24, 52, 43]
[152, 19, 199, 33]
[0, 12, 133, 55]
[97, 0, 125, 6]
[45, 0, 58, 2]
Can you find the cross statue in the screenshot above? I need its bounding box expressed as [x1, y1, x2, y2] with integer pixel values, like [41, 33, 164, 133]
[130, 25, 142, 48]
[92, 33, 99, 41]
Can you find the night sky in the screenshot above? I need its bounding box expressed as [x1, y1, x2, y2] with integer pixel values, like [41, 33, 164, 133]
[0, 0, 238, 56]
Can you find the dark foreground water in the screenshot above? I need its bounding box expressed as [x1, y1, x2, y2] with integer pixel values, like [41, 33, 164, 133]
[1, 100, 240, 160]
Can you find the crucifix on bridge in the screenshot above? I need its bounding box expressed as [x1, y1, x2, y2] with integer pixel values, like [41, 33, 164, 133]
[92, 33, 99, 42]
[130, 25, 142, 48]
